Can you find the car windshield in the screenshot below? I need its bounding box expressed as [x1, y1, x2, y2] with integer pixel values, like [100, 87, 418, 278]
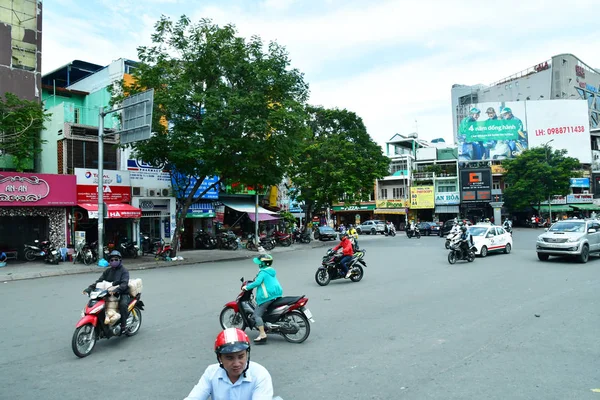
[320, 227, 334, 233]
[469, 227, 488, 236]
[549, 222, 586, 233]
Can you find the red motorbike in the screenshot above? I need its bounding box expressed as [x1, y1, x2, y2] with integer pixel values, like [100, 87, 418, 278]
[71, 288, 144, 358]
[154, 239, 174, 260]
[273, 231, 292, 247]
[219, 277, 315, 343]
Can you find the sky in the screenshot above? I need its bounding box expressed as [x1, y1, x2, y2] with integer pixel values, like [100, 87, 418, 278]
[42, 0, 600, 150]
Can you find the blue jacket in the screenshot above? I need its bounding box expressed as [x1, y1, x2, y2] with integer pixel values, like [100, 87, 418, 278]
[246, 267, 283, 305]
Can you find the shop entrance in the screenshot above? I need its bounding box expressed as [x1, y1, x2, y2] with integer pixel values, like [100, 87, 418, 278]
[0, 216, 49, 253]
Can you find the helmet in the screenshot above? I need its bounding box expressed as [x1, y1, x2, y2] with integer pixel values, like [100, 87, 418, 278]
[214, 328, 250, 354]
[349, 224, 353, 228]
[458, 221, 464, 226]
[486, 107, 496, 113]
[500, 107, 512, 115]
[108, 250, 122, 260]
[252, 253, 273, 267]
[341, 233, 349, 240]
[461, 225, 467, 232]
[470, 107, 481, 115]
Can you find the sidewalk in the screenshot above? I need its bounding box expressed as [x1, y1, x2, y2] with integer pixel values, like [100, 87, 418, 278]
[0, 241, 329, 282]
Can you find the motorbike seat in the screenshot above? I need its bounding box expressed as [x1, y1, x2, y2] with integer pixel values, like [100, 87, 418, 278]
[268, 296, 304, 309]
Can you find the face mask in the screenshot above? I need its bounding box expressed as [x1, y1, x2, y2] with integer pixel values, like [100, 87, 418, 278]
[109, 260, 121, 268]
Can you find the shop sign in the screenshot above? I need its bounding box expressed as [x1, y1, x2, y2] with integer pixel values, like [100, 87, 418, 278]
[541, 195, 567, 205]
[567, 194, 593, 203]
[0, 172, 76, 206]
[569, 178, 590, 188]
[435, 192, 460, 205]
[127, 159, 171, 188]
[410, 186, 435, 209]
[491, 165, 506, 174]
[332, 204, 376, 211]
[460, 169, 491, 203]
[76, 168, 131, 203]
[173, 174, 219, 199]
[375, 199, 409, 208]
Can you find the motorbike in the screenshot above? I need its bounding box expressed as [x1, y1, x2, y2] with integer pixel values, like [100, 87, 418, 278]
[292, 229, 312, 244]
[217, 231, 239, 250]
[384, 225, 396, 237]
[23, 239, 60, 264]
[118, 237, 139, 258]
[406, 227, 421, 239]
[140, 233, 161, 255]
[245, 233, 275, 251]
[73, 242, 96, 265]
[315, 248, 367, 286]
[503, 224, 513, 235]
[447, 239, 476, 264]
[273, 231, 292, 247]
[71, 286, 144, 358]
[219, 277, 314, 343]
[194, 230, 218, 250]
[445, 231, 460, 249]
[154, 239, 174, 260]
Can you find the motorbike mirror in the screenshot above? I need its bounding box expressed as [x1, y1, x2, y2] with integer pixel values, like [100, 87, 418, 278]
[240, 277, 244, 282]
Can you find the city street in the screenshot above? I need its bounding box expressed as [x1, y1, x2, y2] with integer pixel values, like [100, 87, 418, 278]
[1, 229, 599, 399]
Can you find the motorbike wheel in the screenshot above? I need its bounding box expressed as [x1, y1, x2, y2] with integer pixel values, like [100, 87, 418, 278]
[445, 240, 450, 249]
[71, 323, 97, 358]
[263, 241, 275, 251]
[467, 252, 475, 262]
[83, 253, 93, 266]
[25, 250, 36, 261]
[314, 269, 331, 286]
[246, 241, 257, 251]
[281, 238, 292, 247]
[281, 310, 311, 343]
[416, 232, 421, 239]
[448, 251, 457, 265]
[219, 306, 247, 330]
[125, 307, 143, 337]
[132, 248, 138, 259]
[349, 265, 364, 282]
[230, 241, 239, 250]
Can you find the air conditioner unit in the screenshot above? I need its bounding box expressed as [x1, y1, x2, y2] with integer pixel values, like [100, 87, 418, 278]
[132, 187, 142, 196]
[146, 188, 159, 197]
[583, 190, 589, 194]
[160, 188, 171, 197]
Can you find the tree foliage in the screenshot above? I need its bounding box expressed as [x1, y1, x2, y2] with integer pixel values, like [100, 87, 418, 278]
[115, 16, 310, 252]
[502, 146, 581, 211]
[0, 93, 48, 171]
[289, 106, 390, 217]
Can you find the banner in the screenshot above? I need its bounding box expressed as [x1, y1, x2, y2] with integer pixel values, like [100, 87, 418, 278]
[570, 178, 590, 188]
[460, 169, 492, 203]
[0, 173, 76, 206]
[375, 199, 409, 208]
[435, 192, 460, 205]
[410, 186, 434, 209]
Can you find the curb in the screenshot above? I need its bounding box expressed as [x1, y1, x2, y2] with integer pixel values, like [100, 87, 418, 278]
[1, 240, 328, 282]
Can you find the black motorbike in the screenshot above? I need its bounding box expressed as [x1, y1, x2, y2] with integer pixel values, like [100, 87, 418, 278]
[447, 240, 476, 264]
[118, 237, 139, 258]
[245, 233, 275, 251]
[217, 231, 239, 250]
[194, 230, 217, 250]
[24, 240, 60, 264]
[406, 227, 421, 239]
[315, 248, 367, 286]
[292, 229, 312, 244]
[140, 233, 161, 256]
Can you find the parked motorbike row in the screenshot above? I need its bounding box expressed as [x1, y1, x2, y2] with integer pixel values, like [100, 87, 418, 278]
[194, 228, 312, 252]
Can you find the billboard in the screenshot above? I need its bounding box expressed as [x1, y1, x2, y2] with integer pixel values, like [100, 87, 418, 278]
[410, 186, 434, 209]
[457, 100, 590, 163]
[460, 169, 491, 203]
[75, 168, 131, 203]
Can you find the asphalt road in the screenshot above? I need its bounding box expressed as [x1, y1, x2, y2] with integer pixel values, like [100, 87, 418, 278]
[1, 229, 598, 400]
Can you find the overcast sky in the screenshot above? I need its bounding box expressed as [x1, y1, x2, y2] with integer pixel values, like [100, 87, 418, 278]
[42, 0, 600, 149]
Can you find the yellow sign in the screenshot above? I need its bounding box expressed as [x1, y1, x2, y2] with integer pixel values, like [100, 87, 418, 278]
[410, 186, 435, 209]
[375, 199, 409, 208]
[491, 165, 506, 174]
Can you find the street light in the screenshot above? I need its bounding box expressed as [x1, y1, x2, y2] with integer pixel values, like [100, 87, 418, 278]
[545, 139, 555, 223]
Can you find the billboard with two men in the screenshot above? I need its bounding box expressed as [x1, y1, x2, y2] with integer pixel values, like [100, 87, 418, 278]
[457, 99, 590, 163]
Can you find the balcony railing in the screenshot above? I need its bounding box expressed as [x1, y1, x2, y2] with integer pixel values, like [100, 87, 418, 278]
[413, 172, 457, 180]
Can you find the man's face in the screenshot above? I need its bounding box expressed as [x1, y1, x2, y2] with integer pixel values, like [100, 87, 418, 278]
[487, 111, 496, 119]
[219, 350, 247, 380]
[472, 113, 480, 120]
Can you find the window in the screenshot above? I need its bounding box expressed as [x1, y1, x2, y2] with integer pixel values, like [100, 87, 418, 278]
[66, 139, 118, 172]
[504, 182, 510, 189]
[380, 188, 388, 199]
[392, 188, 404, 198]
[437, 185, 456, 193]
[492, 182, 501, 190]
[74, 107, 80, 124]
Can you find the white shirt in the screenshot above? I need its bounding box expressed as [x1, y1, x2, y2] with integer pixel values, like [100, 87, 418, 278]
[184, 361, 273, 400]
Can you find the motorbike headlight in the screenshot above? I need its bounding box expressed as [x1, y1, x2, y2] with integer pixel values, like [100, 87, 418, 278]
[80, 308, 85, 318]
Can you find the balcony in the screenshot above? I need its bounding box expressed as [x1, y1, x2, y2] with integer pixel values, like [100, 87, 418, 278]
[412, 171, 457, 180]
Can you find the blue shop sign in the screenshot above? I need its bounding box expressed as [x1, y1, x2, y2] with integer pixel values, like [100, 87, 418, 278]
[172, 174, 220, 199]
[569, 178, 590, 188]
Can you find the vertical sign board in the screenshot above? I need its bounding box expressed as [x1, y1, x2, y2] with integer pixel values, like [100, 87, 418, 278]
[460, 169, 492, 203]
[120, 89, 154, 145]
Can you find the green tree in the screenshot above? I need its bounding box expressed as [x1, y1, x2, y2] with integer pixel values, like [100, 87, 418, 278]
[289, 106, 390, 220]
[0, 93, 48, 171]
[117, 16, 309, 252]
[502, 145, 580, 211]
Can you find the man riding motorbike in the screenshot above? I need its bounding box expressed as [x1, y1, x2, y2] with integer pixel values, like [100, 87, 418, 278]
[348, 224, 359, 249]
[83, 250, 130, 334]
[332, 233, 354, 279]
[503, 217, 512, 232]
[458, 225, 473, 258]
[184, 328, 274, 400]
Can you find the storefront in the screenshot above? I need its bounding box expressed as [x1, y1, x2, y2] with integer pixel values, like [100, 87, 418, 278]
[182, 202, 216, 249]
[331, 204, 375, 227]
[409, 186, 435, 222]
[434, 192, 460, 223]
[0, 172, 76, 257]
[74, 168, 141, 246]
[373, 199, 408, 230]
[459, 168, 492, 223]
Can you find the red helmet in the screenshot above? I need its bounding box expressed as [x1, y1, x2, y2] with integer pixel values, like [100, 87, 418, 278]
[214, 328, 250, 354]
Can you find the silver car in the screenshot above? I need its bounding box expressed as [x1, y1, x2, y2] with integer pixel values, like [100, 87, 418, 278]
[536, 219, 600, 263]
[356, 220, 385, 235]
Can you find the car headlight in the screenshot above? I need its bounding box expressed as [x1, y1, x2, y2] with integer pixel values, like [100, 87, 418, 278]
[567, 237, 581, 243]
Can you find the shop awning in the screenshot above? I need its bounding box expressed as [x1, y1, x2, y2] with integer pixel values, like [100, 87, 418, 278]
[374, 209, 406, 215]
[534, 205, 573, 213]
[221, 201, 278, 215]
[78, 203, 142, 219]
[569, 204, 600, 211]
[435, 206, 460, 214]
[247, 213, 280, 222]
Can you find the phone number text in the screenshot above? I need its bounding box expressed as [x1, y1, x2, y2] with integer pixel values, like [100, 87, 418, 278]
[534, 126, 586, 136]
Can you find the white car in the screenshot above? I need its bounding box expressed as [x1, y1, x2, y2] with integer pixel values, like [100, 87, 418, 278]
[468, 225, 513, 257]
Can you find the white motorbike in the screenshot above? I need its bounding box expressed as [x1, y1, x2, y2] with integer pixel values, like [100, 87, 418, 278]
[445, 231, 460, 249]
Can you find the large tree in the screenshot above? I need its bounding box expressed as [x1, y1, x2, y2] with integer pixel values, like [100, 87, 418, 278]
[289, 106, 390, 220]
[0, 93, 48, 171]
[118, 16, 309, 252]
[502, 145, 581, 211]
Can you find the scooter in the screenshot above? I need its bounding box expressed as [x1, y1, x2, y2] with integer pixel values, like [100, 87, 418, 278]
[246, 233, 275, 251]
[406, 227, 421, 239]
[447, 240, 476, 264]
[118, 237, 139, 258]
[219, 277, 314, 343]
[445, 231, 460, 249]
[273, 231, 292, 247]
[72, 284, 144, 358]
[154, 239, 174, 260]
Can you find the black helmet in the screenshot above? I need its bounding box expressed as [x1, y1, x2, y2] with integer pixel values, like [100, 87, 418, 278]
[461, 226, 467, 232]
[109, 250, 122, 260]
[252, 254, 273, 267]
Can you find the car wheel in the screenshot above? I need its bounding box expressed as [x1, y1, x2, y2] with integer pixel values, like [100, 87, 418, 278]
[480, 246, 488, 257]
[537, 253, 549, 261]
[371, 228, 376, 235]
[578, 244, 589, 263]
[504, 243, 511, 254]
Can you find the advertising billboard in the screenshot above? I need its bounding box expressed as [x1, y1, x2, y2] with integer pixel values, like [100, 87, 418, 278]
[75, 168, 131, 203]
[0, 172, 77, 206]
[460, 169, 491, 203]
[410, 186, 434, 209]
[457, 100, 590, 163]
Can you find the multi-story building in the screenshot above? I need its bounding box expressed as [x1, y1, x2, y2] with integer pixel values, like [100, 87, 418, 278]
[450, 53, 600, 220]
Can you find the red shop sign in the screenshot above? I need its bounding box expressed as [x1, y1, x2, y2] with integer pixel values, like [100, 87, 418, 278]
[77, 185, 131, 203]
[0, 173, 76, 206]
